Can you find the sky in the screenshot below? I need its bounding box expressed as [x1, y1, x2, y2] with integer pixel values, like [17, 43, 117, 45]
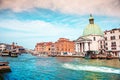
[0, 0, 120, 49]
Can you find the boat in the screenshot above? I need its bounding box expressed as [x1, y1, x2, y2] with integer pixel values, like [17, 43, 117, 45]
[106, 53, 112, 60]
[1, 50, 10, 56]
[91, 54, 97, 59]
[98, 54, 106, 59]
[48, 54, 57, 57]
[0, 62, 9, 66]
[0, 62, 11, 73]
[9, 49, 20, 57]
[10, 51, 18, 57]
[85, 50, 97, 59]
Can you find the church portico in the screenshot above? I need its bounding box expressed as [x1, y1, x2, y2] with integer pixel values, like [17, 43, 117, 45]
[75, 40, 91, 54]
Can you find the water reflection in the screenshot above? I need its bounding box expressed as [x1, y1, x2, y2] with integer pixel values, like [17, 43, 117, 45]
[56, 57, 74, 63]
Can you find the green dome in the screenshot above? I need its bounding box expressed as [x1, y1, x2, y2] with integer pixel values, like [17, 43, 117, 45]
[83, 24, 103, 36]
[83, 14, 103, 36]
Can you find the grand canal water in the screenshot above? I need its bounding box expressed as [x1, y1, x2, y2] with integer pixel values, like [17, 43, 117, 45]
[0, 54, 120, 80]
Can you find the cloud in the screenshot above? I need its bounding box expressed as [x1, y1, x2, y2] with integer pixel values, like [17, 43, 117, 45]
[0, 0, 120, 17]
[0, 19, 81, 39]
[0, 19, 82, 48]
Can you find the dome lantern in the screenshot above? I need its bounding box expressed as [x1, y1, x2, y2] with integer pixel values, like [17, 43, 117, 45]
[89, 14, 94, 24]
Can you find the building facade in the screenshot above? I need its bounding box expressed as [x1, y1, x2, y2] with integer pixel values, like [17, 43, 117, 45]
[35, 42, 53, 55]
[35, 38, 75, 55]
[0, 43, 6, 51]
[55, 38, 75, 55]
[35, 15, 119, 57]
[35, 42, 44, 53]
[0, 43, 12, 51]
[75, 14, 104, 55]
[104, 28, 120, 57]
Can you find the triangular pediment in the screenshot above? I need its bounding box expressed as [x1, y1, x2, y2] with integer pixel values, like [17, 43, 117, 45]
[76, 36, 92, 42]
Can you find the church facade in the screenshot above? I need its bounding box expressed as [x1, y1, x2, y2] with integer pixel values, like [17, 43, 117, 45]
[75, 15, 105, 55]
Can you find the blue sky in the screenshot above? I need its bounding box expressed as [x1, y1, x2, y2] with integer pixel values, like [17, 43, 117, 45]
[0, 0, 120, 49]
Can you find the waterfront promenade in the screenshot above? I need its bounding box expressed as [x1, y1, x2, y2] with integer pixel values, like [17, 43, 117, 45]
[30, 50, 119, 59]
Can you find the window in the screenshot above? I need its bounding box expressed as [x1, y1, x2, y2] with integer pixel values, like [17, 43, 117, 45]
[111, 42, 116, 47]
[105, 37, 107, 40]
[106, 47, 108, 50]
[104, 45, 105, 48]
[69, 49, 70, 51]
[93, 37, 96, 41]
[51, 45, 54, 47]
[113, 36, 115, 40]
[105, 43, 108, 46]
[110, 36, 112, 40]
[101, 45, 102, 48]
[111, 47, 116, 50]
[111, 36, 116, 40]
[114, 42, 116, 45]
[49, 48, 50, 50]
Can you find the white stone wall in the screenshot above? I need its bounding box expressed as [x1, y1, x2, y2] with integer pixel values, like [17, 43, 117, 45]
[86, 35, 104, 51]
[75, 35, 104, 54]
[104, 29, 120, 56]
[0, 44, 6, 51]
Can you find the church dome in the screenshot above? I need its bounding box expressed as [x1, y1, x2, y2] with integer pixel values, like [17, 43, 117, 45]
[83, 14, 103, 36]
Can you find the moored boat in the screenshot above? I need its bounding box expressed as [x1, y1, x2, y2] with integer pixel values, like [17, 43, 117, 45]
[106, 53, 113, 60]
[10, 51, 18, 57]
[0, 62, 11, 73]
[85, 50, 98, 59]
[1, 50, 10, 56]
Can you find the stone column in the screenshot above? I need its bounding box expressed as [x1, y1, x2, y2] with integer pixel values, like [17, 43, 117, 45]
[83, 43, 84, 52]
[75, 43, 78, 52]
[75, 43, 80, 53]
[80, 43, 82, 52]
[85, 42, 89, 51]
[78, 43, 80, 52]
[81, 43, 83, 52]
[88, 42, 90, 50]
